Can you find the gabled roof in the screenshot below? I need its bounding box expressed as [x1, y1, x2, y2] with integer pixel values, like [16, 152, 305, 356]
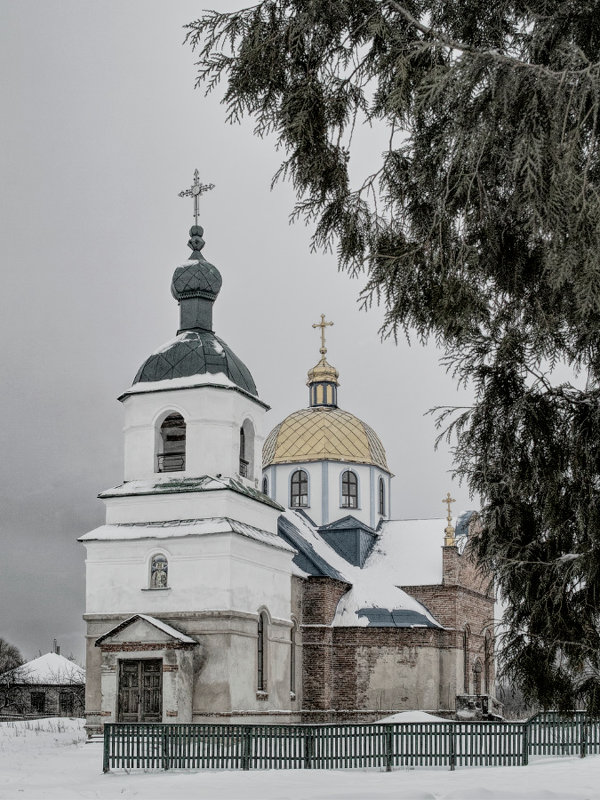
[95, 614, 195, 646]
[319, 515, 376, 534]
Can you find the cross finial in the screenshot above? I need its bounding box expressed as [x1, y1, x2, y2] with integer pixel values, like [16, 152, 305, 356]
[312, 314, 334, 356]
[178, 169, 215, 226]
[443, 491, 456, 546]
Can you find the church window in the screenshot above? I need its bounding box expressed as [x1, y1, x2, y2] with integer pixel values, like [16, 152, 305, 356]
[290, 622, 297, 696]
[378, 477, 385, 515]
[484, 631, 493, 694]
[290, 470, 309, 507]
[473, 659, 482, 695]
[341, 470, 358, 508]
[257, 611, 267, 692]
[239, 419, 255, 479]
[463, 625, 471, 693]
[157, 413, 186, 473]
[150, 554, 168, 589]
[262, 476, 269, 496]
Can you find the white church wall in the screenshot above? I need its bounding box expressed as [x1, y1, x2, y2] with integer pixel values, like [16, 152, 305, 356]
[121, 385, 266, 483]
[102, 488, 280, 532]
[83, 533, 293, 619]
[268, 460, 391, 529]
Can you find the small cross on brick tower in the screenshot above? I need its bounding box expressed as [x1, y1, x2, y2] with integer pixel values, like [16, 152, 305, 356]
[443, 491, 456, 546]
[178, 169, 215, 226]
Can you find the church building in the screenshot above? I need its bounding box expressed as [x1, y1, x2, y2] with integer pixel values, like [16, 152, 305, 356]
[80, 179, 497, 733]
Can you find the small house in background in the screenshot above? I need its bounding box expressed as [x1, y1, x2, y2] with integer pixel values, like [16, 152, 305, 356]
[0, 649, 85, 719]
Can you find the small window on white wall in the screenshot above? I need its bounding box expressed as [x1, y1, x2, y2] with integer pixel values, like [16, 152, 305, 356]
[341, 470, 358, 508]
[240, 419, 255, 479]
[290, 470, 309, 507]
[378, 477, 385, 515]
[149, 554, 168, 589]
[262, 476, 269, 496]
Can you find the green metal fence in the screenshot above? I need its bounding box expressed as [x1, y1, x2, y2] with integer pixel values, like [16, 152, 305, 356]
[102, 713, 600, 773]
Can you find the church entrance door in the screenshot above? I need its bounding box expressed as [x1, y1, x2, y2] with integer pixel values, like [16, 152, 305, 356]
[117, 660, 162, 722]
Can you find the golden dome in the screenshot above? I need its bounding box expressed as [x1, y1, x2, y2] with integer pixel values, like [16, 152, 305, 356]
[307, 356, 339, 385]
[263, 407, 389, 471]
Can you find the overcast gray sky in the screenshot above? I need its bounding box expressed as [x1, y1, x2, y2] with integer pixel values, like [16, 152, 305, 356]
[0, 1, 474, 663]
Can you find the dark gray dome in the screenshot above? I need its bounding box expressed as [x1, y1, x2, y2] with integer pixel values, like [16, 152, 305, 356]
[133, 329, 258, 396]
[171, 226, 222, 301]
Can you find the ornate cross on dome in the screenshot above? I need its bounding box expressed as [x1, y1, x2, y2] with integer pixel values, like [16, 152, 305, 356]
[178, 169, 215, 226]
[443, 491, 456, 546]
[312, 314, 334, 356]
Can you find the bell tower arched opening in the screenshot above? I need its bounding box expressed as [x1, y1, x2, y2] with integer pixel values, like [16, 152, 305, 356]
[157, 413, 186, 473]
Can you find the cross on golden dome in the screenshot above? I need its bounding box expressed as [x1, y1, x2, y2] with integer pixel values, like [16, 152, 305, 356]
[178, 169, 215, 226]
[443, 491, 456, 546]
[312, 314, 334, 356]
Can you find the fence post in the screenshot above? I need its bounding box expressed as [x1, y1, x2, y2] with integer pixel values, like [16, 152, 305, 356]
[449, 728, 456, 772]
[242, 726, 251, 771]
[304, 728, 313, 769]
[162, 725, 170, 771]
[581, 722, 587, 759]
[102, 725, 110, 773]
[385, 725, 393, 772]
[522, 722, 529, 766]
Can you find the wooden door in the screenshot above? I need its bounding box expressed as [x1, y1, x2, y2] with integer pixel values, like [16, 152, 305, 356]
[118, 660, 162, 722]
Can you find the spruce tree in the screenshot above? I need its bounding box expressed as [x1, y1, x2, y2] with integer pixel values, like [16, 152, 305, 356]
[187, 2, 600, 711]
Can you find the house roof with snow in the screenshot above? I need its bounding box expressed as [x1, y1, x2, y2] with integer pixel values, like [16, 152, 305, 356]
[1, 653, 85, 685]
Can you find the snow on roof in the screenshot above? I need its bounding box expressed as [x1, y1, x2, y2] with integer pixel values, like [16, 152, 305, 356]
[282, 511, 443, 628]
[134, 615, 196, 643]
[2, 653, 85, 685]
[96, 614, 196, 645]
[79, 516, 295, 553]
[125, 370, 237, 395]
[96, 474, 283, 510]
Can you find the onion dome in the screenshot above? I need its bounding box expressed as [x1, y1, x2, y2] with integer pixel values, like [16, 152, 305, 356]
[171, 225, 222, 305]
[132, 225, 257, 396]
[263, 407, 388, 470]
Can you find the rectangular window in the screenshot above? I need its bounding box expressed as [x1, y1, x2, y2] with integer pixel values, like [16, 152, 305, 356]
[59, 691, 74, 716]
[30, 692, 45, 713]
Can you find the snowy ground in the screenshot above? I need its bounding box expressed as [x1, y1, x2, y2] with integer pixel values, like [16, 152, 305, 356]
[1, 718, 600, 799]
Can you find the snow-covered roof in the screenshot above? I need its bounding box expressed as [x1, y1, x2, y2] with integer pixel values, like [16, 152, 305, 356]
[280, 511, 443, 629]
[1, 653, 85, 685]
[79, 516, 295, 553]
[96, 614, 196, 645]
[96, 474, 283, 510]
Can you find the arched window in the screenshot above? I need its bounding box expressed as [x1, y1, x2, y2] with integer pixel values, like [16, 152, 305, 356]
[472, 659, 482, 695]
[239, 419, 255, 479]
[341, 470, 358, 509]
[484, 631, 493, 694]
[157, 414, 186, 473]
[150, 554, 168, 589]
[262, 476, 269, 496]
[290, 470, 309, 507]
[463, 625, 471, 693]
[257, 611, 267, 692]
[290, 622, 297, 696]
[378, 477, 385, 515]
